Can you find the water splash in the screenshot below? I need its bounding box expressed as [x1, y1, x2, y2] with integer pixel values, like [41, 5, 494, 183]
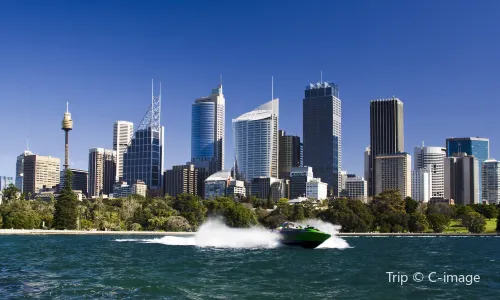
[298, 219, 350, 249]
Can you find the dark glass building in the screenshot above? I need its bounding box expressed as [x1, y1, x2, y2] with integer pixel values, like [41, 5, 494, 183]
[60, 168, 88, 196]
[369, 98, 404, 196]
[303, 82, 341, 196]
[278, 130, 302, 179]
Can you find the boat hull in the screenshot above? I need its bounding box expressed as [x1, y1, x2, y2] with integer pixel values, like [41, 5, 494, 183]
[278, 229, 331, 249]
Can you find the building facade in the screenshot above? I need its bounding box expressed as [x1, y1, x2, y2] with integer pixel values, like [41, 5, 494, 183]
[278, 130, 302, 179]
[303, 82, 341, 196]
[164, 164, 198, 197]
[88, 148, 116, 198]
[369, 98, 404, 196]
[290, 166, 314, 199]
[412, 167, 432, 202]
[59, 169, 88, 196]
[250, 177, 283, 201]
[481, 159, 500, 204]
[15, 150, 33, 191]
[444, 153, 479, 205]
[191, 85, 225, 175]
[204, 170, 231, 199]
[305, 178, 328, 200]
[375, 152, 411, 198]
[446, 137, 489, 202]
[414, 146, 446, 198]
[345, 176, 368, 202]
[226, 180, 246, 198]
[112, 180, 147, 198]
[23, 155, 60, 196]
[113, 121, 134, 182]
[233, 99, 279, 182]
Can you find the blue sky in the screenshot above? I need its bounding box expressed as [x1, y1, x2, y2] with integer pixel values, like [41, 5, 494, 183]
[1, 1, 499, 178]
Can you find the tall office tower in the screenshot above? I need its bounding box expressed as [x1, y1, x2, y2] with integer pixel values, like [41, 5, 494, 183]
[364, 147, 370, 185]
[290, 167, 314, 199]
[278, 130, 302, 179]
[303, 81, 341, 196]
[481, 159, 500, 204]
[414, 146, 446, 198]
[59, 169, 88, 196]
[191, 85, 225, 175]
[123, 82, 164, 192]
[88, 148, 116, 198]
[61, 102, 73, 170]
[15, 150, 33, 190]
[369, 98, 404, 196]
[412, 167, 432, 202]
[113, 121, 134, 182]
[444, 153, 479, 205]
[23, 155, 61, 196]
[375, 152, 411, 198]
[163, 164, 198, 197]
[446, 137, 489, 202]
[233, 98, 279, 183]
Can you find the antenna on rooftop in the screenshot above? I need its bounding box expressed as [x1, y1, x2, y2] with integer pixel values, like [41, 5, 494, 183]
[272, 76, 274, 100]
[320, 70, 323, 83]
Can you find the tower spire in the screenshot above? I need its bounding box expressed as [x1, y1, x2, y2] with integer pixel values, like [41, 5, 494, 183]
[271, 76, 274, 100]
[320, 70, 323, 83]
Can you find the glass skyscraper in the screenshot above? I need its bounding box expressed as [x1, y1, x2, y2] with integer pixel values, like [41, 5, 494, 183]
[303, 82, 341, 196]
[446, 137, 489, 202]
[191, 85, 225, 174]
[233, 99, 279, 183]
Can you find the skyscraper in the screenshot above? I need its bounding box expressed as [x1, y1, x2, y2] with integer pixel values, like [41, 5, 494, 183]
[414, 146, 446, 198]
[164, 164, 198, 197]
[23, 155, 61, 196]
[278, 130, 302, 179]
[61, 102, 73, 170]
[59, 169, 88, 196]
[446, 137, 489, 202]
[303, 81, 341, 196]
[233, 98, 279, 183]
[412, 167, 432, 202]
[481, 159, 500, 204]
[191, 85, 225, 174]
[369, 98, 404, 196]
[375, 152, 411, 198]
[123, 82, 164, 192]
[113, 121, 134, 182]
[15, 150, 33, 191]
[88, 148, 116, 198]
[444, 153, 479, 205]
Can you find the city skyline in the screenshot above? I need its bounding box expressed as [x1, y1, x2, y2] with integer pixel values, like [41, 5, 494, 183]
[1, 1, 500, 180]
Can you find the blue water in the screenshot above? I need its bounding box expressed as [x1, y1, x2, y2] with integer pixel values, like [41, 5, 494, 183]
[1, 234, 499, 299]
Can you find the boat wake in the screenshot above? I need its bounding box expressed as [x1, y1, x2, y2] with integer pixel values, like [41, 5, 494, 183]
[116, 219, 349, 249]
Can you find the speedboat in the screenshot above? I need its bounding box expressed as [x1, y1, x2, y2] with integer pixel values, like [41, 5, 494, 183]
[276, 222, 331, 248]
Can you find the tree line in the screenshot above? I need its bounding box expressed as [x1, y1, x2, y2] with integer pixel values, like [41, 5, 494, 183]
[1, 170, 500, 233]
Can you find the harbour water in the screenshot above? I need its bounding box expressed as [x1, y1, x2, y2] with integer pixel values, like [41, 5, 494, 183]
[1, 220, 499, 299]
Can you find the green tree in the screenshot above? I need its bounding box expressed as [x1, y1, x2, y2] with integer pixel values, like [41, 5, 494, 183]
[455, 205, 475, 219]
[1, 184, 20, 204]
[427, 213, 450, 233]
[53, 169, 79, 229]
[481, 205, 498, 220]
[164, 216, 192, 232]
[462, 212, 486, 233]
[496, 213, 500, 233]
[1, 200, 41, 229]
[427, 203, 455, 219]
[408, 213, 429, 233]
[405, 197, 419, 214]
[290, 204, 305, 222]
[173, 194, 206, 229]
[205, 197, 257, 228]
[317, 198, 374, 232]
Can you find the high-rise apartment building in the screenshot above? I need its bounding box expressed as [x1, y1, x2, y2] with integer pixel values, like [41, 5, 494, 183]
[446, 137, 489, 202]
[414, 146, 446, 198]
[375, 152, 411, 198]
[369, 98, 404, 196]
[191, 85, 225, 175]
[444, 153, 479, 205]
[88, 148, 116, 198]
[303, 82, 341, 196]
[412, 167, 432, 202]
[345, 176, 368, 202]
[59, 169, 88, 196]
[23, 155, 61, 196]
[306, 178, 328, 200]
[481, 159, 500, 204]
[233, 99, 279, 183]
[113, 121, 134, 182]
[164, 164, 198, 197]
[278, 130, 302, 179]
[15, 150, 33, 191]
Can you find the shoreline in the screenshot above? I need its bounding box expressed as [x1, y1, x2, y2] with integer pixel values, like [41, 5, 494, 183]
[0, 229, 497, 237]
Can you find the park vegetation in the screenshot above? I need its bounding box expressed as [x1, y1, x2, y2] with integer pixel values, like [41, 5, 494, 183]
[1, 171, 500, 234]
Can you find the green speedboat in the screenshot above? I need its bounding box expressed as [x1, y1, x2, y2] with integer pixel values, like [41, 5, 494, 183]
[276, 222, 331, 248]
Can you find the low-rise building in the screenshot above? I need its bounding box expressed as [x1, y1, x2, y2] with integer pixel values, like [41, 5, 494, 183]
[112, 180, 148, 198]
[204, 170, 232, 199]
[226, 179, 246, 198]
[345, 176, 368, 202]
[306, 178, 328, 200]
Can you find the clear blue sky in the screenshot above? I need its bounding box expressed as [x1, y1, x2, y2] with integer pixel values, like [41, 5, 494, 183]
[1, 1, 499, 179]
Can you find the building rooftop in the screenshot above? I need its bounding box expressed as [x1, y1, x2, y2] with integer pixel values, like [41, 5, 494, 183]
[234, 99, 279, 121]
[205, 170, 232, 182]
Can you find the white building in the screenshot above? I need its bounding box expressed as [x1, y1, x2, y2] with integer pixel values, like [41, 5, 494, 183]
[375, 152, 412, 198]
[444, 153, 479, 205]
[414, 145, 446, 198]
[412, 167, 432, 202]
[112, 180, 147, 198]
[204, 170, 232, 199]
[482, 159, 500, 204]
[227, 179, 246, 198]
[345, 176, 368, 202]
[113, 121, 134, 182]
[233, 99, 278, 182]
[306, 178, 328, 200]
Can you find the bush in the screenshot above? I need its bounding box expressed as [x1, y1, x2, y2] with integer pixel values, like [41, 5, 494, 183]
[462, 212, 486, 233]
[427, 213, 450, 233]
[408, 213, 429, 233]
[164, 216, 192, 232]
[129, 223, 142, 231]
